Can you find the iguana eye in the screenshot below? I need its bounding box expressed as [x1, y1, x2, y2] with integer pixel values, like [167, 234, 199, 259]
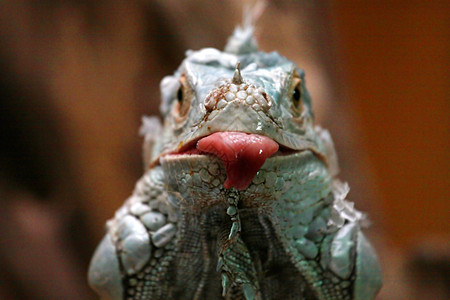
[293, 86, 301, 104]
[291, 77, 303, 113]
[174, 74, 192, 119]
[177, 86, 183, 103]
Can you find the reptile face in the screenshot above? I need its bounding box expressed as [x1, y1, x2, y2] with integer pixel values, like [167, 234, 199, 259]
[153, 48, 328, 192]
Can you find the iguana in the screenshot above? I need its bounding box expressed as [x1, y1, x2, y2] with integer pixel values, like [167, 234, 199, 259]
[88, 9, 382, 300]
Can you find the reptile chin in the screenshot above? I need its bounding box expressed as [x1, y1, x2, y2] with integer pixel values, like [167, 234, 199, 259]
[164, 131, 302, 190]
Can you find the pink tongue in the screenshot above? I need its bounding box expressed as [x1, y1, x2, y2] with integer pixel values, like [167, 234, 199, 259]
[196, 132, 279, 190]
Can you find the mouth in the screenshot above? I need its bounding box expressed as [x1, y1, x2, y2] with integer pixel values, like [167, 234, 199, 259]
[165, 131, 299, 190]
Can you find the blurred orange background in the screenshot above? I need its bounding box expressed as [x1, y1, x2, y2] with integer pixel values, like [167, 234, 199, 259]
[0, 1, 448, 299]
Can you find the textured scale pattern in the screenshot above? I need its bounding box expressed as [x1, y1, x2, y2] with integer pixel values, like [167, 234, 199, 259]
[88, 11, 382, 300]
[205, 81, 271, 113]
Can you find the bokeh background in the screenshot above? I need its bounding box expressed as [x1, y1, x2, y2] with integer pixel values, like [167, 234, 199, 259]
[0, 1, 448, 299]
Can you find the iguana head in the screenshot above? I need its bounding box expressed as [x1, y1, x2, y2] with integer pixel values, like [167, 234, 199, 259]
[144, 23, 329, 191]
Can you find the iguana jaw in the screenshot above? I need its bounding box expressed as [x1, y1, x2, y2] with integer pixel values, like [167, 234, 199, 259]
[157, 132, 317, 190]
[159, 150, 319, 206]
[152, 131, 317, 167]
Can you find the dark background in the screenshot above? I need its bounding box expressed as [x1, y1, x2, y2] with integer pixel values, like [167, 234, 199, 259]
[0, 1, 448, 299]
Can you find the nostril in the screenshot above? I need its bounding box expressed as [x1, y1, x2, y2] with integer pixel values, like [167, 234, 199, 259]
[204, 93, 217, 111]
[261, 92, 272, 109]
[254, 91, 271, 110]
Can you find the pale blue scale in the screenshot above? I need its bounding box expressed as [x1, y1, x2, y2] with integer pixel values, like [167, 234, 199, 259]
[329, 223, 357, 279]
[354, 231, 383, 300]
[140, 211, 166, 232]
[88, 234, 123, 300]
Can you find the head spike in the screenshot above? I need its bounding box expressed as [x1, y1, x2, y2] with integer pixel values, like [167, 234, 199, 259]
[224, 2, 266, 54]
[232, 62, 243, 84]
